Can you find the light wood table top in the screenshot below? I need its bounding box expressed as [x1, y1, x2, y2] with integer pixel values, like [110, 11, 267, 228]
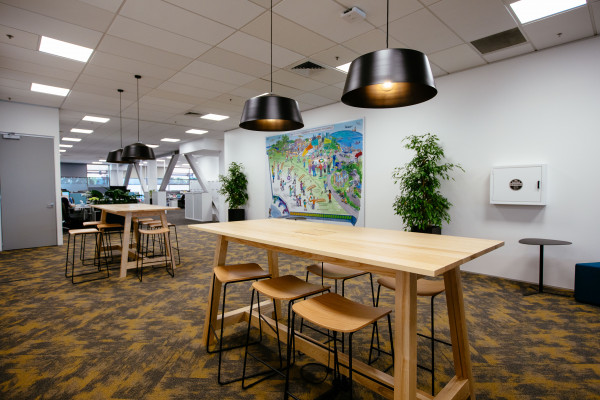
[190, 218, 503, 277]
[92, 204, 178, 215]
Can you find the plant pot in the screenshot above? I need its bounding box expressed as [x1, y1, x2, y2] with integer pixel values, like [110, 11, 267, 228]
[411, 225, 441, 235]
[228, 209, 245, 222]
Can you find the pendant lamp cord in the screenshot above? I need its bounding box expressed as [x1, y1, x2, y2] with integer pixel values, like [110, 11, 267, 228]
[135, 75, 141, 142]
[270, 0, 273, 94]
[386, 0, 389, 49]
[118, 89, 123, 148]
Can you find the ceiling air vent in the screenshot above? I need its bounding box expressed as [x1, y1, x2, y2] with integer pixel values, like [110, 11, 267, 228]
[185, 111, 202, 116]
[471, 28, 527, 55]
[292, 61, 326, 70]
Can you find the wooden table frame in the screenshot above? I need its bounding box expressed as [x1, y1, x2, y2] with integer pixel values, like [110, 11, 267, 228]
[93, 204, 179, 278]
[190, 219, 503, 400]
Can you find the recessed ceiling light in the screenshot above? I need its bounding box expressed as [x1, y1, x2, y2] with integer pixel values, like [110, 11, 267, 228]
[146, 144, 159, 148]
[71, 128, 93, 134]
[59, 144, 73, 148]
[161, 138, 180, 142]
[336, 62, 352, 73]
[60, 149, 66, 153]
[186, 129, 208, 134]
[201, 113, 229, 121]
[98, 159, 105, 162]
[31, 82, 69, 97]
[82, 115, 110, 123]
[39, 36, 93, 63]
[62, 137, 82, 142]
[510, 0, 586, 23]
[182, 163, 190, 166]
[92, 161, 103, 164]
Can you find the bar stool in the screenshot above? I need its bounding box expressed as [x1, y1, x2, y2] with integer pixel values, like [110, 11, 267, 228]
[167, 222, 181, 265]
[207, 263, 271, 385]
[97, 222, 124, 259]
[369, 277, 451, 395]
[135, 226, 174, 281]
[285, 293, 393, 399]
[65, 228, 109, 284]
[241, 275, 330, 389]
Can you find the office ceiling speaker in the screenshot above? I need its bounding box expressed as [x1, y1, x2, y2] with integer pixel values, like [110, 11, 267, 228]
[122, 75, 155, 161]
[107, 89, 130, 163]
[341, 0, 437, 108]
[239, 0, 303, 131]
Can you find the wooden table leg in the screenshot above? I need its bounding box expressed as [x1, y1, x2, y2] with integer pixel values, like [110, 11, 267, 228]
[394, 271, 417, 400]
[202, 235, 228, 347]
[267, 250, 281, 318]
[444, 267, 475, 399]
[120, 213, 132, 278]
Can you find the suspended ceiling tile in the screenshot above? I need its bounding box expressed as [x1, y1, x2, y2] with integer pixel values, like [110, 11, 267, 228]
[156, 81, 221, 100]
[0, 63, 76, 90]
[229, 85, 266, 99]
[70, 80, 151, 101]
[274, 0, 374, 44]
[0, 43, 87, 74]
[148, 89, 214, 109]
[218, 31, 304, 69]
[483, 42, 535, 63]
[428, 44, 486, 73]
[83, 64, 164, 89]
[97, 35, 193, 71]
[271, 69, 328, 91]
[139, 97, 192, 115]
[61, 92, 118, 115]
[0, 74, 31, 91]
[182, 61, 256, 86]
[119, 0, 234, 45]
[342, 29, 407, 57]
[0, 3, 103, 48]
[310, 45, 360, 69]
[429, 62, 448, 77]
[0, 25, 39, 50]
[197, 47, 270, 78]
[241, 12, 336, 57]
[88, 51, 178, 81]
[164, 0, 265, 29]
[429, 0, 517, 42]
[0, 56, 81, 83]
[311, 85, 343, 101]
[336, 0, 423, 28]
[289, 67, 346, 86]
[249, 0, 283, 8]
[107, 16, 211, 59]
[388, 8, 463, 54]
[271, 82, 304, 98]
[295, 92, 335, 107]
[213, 93, 247, 107]
[168, 71, 238, 93]
[593, 2, 600, 27]
[77, 0, 124, 13]
[521, 7, 594, 50]
[1, 0, 116, 32]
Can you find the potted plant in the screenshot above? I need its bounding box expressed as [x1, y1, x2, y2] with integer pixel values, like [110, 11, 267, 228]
[392, 133, 463, 234]
[88, 188, 137, 224]
[218, 162, 249, 221]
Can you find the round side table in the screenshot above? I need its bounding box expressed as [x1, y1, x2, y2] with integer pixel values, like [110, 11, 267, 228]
[519, 238, 572, 294]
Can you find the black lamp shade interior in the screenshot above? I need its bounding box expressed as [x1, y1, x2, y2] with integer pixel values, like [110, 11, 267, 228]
[106, 148, 129, 164]
[122, 142, 155, 161]
[239, 94, 304, 131]
[341, 48, 437, 108]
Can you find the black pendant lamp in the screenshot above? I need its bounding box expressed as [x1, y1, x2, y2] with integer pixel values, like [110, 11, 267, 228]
[341, 0, 437, 108]
[239, 0, 303, 131]
[106, 89, 130, 163]
[122, 75, 155, 161]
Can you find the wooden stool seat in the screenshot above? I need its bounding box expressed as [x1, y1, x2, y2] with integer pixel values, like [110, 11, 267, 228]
[82, 221, 101, 227]
[252, 275, 330, 301]
[133, 217, 154, 223]
[293, 292, 391, 333]
[139, 227, 169, 235]
[68, 228, 99, 235]
[214, 263, 270, 284]
[146, 221, 163, 227]
[97, 223, 123, 230]
[307, 262, 367, 280]
[378, 276, 446, 297]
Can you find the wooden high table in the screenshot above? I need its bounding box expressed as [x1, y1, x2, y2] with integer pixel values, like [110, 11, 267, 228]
[93, 204, 179, 278]
[190, 219, 503, 400]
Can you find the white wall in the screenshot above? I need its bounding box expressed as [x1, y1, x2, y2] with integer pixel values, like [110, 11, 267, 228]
[0, 101, 62, 247]
[224, 36, 600, 290]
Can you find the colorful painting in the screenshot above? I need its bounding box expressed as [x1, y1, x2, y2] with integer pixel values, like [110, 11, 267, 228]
[266, 119, 364, 225]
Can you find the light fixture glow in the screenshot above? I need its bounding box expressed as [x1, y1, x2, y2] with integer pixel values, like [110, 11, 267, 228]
[161, 138, 180, 142]
[60, 149, 66, 153]
[201, 113, 229, 121]
[510, 0, 586, 23]
[381, 81, 393, 91]
[92, 161, 103, 164]
[146, 144, 159, 148]
[59, 144, 73, 148]
[39, 36, 93, 62]
[70, 128, 93, 134]
[31, 82, 69, 97]
[82, 115, 110, 123]
[62, 137, 82, 142]
[336, 62, 352, 73]
[186, 129, 208, 134]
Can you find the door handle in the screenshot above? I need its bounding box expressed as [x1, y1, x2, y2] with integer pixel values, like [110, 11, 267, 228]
[47, 203, 55, 208]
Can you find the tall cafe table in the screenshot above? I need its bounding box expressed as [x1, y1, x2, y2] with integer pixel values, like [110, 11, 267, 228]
[190, 219, 503, 400]
[93, 204, 178, 278]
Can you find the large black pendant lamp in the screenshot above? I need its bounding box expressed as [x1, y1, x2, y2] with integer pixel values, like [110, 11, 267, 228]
[122, 75, 155, 161]
[239, 0, 303, 131]
[106, 89, 130, 163]
[341, 0, 437, 108]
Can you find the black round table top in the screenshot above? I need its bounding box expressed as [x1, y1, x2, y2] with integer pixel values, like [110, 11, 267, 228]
[519, 238, 572, 246]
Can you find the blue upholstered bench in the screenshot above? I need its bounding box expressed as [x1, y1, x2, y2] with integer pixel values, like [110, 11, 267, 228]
[574, 262, 600, 306]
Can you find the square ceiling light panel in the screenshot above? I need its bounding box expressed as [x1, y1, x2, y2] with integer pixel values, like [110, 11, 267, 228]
[510, 0, 587, 23]
[39, 36, 93, 62]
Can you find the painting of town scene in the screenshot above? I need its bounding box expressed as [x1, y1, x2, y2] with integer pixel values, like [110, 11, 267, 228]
[266, 119, 364, 225]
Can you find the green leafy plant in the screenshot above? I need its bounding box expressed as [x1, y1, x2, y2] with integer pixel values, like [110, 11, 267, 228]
[392, 133, 464, 232]
[218, 162, 249, 209]
[86, 189, 136, 204]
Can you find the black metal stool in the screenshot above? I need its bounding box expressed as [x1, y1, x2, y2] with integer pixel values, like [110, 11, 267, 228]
[65, 228, 109, 284]
[135, 226, 174, 281]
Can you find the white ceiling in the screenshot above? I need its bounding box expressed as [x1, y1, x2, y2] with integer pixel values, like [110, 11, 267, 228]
[0, 0, 598, 164]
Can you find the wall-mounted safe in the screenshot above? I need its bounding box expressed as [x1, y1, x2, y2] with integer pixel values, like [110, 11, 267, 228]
[490, 164, 547, 205]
